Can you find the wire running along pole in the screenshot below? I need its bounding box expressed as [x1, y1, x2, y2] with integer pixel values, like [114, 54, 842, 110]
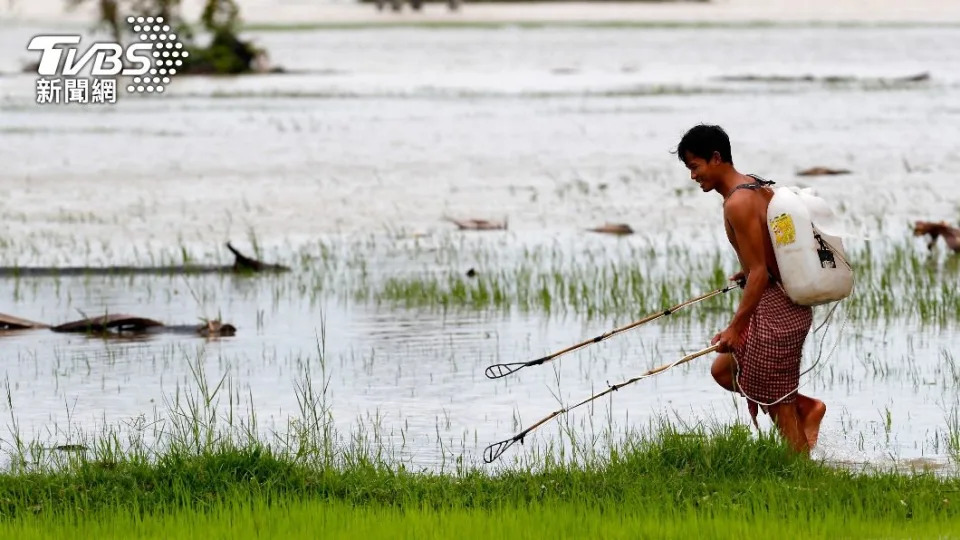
[482, 344, 720, 464]
[484, 283, 740, 380]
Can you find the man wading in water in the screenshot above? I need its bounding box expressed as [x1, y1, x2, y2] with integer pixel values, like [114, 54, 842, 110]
[675, 124, 826, 454]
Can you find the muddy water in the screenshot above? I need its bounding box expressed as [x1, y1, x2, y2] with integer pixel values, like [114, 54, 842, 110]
[1, 24, 959, 469]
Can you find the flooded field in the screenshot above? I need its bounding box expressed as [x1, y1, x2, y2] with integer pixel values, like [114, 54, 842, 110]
[0, 23, 959, 470]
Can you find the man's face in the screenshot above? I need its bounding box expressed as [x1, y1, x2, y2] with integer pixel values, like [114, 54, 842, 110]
[683, 151, 720, 192]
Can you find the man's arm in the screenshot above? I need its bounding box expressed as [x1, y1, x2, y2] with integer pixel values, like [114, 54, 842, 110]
[730, 253, 747, 284]
[715, 193, 769, 351]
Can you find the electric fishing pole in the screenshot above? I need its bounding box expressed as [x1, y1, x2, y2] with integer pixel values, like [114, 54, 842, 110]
[484, 283, 741, 380]
[483, 344, 720, 464]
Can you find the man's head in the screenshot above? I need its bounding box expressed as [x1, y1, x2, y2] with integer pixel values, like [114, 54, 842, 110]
[676, 124, 733, 192]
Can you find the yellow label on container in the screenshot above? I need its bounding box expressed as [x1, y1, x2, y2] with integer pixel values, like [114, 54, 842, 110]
[770, 214, 796, 246]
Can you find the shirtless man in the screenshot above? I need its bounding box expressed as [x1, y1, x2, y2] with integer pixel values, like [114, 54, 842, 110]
[675, 124, 826, 454]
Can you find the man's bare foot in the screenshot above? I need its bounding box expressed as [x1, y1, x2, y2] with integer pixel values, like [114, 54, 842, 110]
[802, 399, 827, 449]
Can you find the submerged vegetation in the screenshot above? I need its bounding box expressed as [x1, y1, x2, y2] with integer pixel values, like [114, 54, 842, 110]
[333, 235, 957, 325]
[0, 232, 957, 324]
[374, 250, 960, 324]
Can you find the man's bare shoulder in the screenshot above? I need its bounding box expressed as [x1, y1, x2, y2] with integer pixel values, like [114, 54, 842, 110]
[722, 190, 755, 222]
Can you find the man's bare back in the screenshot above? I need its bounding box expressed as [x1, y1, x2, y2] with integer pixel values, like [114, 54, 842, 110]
[722, 179, 782, 285]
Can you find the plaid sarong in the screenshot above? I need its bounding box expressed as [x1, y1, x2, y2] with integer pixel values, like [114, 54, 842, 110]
[733, 283, 813, 422]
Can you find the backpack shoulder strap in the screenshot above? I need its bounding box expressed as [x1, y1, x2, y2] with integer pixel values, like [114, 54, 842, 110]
[725, 174, 777, 202]
[745, 174, 776, 187]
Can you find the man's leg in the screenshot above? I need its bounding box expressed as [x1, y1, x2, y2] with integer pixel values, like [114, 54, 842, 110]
[711, 353, 737, 392]
[767, 402, 810, 455]
[713, 354, 824, 447]
[796, 394, 826, 448]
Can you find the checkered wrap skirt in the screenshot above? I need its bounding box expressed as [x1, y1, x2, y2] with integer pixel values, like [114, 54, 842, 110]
[733, 283, 813, 420]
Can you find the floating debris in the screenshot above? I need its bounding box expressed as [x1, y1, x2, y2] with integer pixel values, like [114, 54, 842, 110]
[0, 313, 49, 331]
[587, 223, 634, 236]
[717, 72, 930, 84]
[52, 314, 165, 334]
[1, 313, 238, 338]
[443, 217, 508, 231]
[226, 242, 290, 273]
[914, 221, 960, 253]
[797, 167, 852, 177]
[49, 314, 237, 338]
[197, 319, 237, 337]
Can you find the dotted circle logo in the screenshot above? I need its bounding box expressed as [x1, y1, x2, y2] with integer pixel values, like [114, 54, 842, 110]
[124, 16, 187, 94]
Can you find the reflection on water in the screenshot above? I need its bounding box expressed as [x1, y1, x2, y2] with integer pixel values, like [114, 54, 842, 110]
[0, 24, 959, 470]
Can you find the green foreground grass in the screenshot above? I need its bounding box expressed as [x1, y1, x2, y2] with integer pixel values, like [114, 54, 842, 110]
[7, 498, 960, 540]
[1, 424, 958, 538]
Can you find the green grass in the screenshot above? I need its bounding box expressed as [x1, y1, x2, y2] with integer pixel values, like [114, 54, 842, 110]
[0, 331, 956, 536]
[6, 497, 960, 540]
[3, 232, 957, 325]
[0, 424, 957, 537]
[370, 239, 960, 324]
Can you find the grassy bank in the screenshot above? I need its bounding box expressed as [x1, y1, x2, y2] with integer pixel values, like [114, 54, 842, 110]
[7, 497, 959, 539]
[0, 330, 955, 537]
[0, 423, 957, 537]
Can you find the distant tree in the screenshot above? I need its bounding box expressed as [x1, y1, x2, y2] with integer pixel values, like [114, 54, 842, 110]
[189, 0, 266, 74]
[64, 0, 181, 43]
[62, 0, 267, 74]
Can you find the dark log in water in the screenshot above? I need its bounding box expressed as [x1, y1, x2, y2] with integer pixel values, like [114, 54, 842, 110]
[443, 217, 508, 231]
[796, 167, 852, 177]
[717, 72, 930, 84]
[587, 223, 634, 235]
[0, 313, 49, 331]
[51, 314, 165, 333]
[50, 315, 237, 337]
[0, 243, 289, 278]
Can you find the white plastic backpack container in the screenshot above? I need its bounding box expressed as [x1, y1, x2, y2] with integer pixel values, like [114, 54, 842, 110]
[766, 186, 854, 306]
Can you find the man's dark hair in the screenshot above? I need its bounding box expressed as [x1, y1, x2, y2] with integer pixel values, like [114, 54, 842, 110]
[675, 124, 733, 164]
